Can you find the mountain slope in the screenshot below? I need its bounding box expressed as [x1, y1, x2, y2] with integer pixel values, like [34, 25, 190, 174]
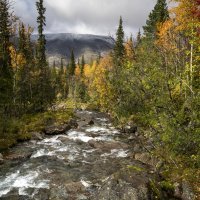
[32, 33, 115, 65]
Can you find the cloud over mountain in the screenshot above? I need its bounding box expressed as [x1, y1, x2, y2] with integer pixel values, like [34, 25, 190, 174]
[13, 0, 157, 37]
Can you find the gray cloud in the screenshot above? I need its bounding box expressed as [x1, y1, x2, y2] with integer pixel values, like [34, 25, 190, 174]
[13, 0, 158, 37]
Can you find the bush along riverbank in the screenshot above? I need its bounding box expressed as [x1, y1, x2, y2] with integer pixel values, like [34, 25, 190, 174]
[0, 100, 80, 152]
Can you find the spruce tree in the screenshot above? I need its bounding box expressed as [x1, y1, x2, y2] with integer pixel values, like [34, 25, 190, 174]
[136, 29, 141, 45]
[80, 55, 85, 75]
[143, 0, 169, 38]
[68, 50, 76, 76]
[35, 0, 54, 111]
[0, 0, 13, 116]
[36, 0, 46, 63]
[113, 16, 125, 67]
[16, 23, 31, 113]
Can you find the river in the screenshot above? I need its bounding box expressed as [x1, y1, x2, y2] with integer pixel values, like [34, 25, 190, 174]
[0, 110, 133, 200]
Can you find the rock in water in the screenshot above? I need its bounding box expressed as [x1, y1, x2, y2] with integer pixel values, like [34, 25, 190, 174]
[0, 153, 3, 164]
[88, 120, 94, 125]
[31, 132, 44, 140]
[69, 119, 78, 128]
[45, 124, 71, 135]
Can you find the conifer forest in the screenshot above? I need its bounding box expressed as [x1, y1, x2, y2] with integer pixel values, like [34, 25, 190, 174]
[0, 0, 199, 199]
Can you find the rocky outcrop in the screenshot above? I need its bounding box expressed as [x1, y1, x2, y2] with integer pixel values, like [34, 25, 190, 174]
[93, 167, 153, 200]
[134, 152, 162, 170]
[174, 182, 195, 200]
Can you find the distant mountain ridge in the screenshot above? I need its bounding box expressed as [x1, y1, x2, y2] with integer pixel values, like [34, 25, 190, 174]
[31, 33, 115, 65]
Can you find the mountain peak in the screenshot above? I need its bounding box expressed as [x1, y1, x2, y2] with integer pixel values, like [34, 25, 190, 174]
[32, 33, 115, 65]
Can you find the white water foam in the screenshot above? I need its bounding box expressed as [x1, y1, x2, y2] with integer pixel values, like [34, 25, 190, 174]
[37, 135, 62, 146]
[68, 131, 94, 142]
[81, 179, 92, 188]
[85, 126, 110, 133]
[31, 149, 56, 158]
[96, 117, 108, 122]
[101, 149, 128, 158]
[0, 170, 49, 197]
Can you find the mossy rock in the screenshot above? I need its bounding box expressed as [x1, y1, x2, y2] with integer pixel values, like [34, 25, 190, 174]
[0, 138, 17, 151]
[17, 132, 32, 142]
[160, 180, 175, 192]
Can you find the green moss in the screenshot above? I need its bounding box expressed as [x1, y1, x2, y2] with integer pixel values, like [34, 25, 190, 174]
[149, 180, 161, 199]
[0, 138, 17, 151]
[127, 165, 144, 172]
[17, 132, 32, 141]
[160, 180, 174, 191]
[20, 109, 74, 133]
[0, 105, 74, 151]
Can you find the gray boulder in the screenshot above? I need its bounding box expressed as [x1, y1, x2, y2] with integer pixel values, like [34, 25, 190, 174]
[0, 153, 4, 164]
[45, 124, 71, 135]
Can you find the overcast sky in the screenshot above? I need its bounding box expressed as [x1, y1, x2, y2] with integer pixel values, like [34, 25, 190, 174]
[13, 0, 158, 37]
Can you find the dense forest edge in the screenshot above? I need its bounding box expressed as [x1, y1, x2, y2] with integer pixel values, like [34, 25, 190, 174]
[0, 0, 199, 198]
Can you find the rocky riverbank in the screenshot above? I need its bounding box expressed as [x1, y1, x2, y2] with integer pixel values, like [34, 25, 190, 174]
[0, 110, 195, 200]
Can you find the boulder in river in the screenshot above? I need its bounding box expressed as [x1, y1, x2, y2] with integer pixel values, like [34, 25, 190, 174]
[31, 132, 45, 140]
[0, 153, 4, 164]
[88, 120, 95, 125]
[65, 181, 85, 193]
[4, 152, 32, 161]
[69, 119, 79, 128]
[45, 124, 71, 135]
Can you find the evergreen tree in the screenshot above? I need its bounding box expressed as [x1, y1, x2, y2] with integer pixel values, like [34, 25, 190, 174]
[68, 50, 76, 76]
[0, 0, 13, 116]
[60, 58, 64, 74]
[58, 58, 65, 98]
[143, 0, 169, 38]
[113, 16, 125, 67]
[97, 52, 102, 64]
[16, 23, 31, 114]
[80, 55, 85, 75]
[136, 29, 141, 46]
[36, 0, 46, 63]
[53, 60, 56, 69]
[35, 0, 54, 111]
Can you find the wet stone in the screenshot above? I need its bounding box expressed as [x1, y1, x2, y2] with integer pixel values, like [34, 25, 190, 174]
[45, 124, 71, 135]
[0, 153, 4, 164]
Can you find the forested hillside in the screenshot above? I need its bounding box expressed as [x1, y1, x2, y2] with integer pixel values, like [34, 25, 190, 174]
[0, 0, 199, 199]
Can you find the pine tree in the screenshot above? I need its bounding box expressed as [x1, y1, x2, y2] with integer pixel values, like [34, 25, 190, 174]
[68, 50, 76, 76]
[113, 16, 125, 68]
[0, 0, 13, 116]
[143, 0, 169, 38]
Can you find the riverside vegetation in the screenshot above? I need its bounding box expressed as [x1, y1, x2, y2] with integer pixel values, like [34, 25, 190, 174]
[0, 0, 199, 199]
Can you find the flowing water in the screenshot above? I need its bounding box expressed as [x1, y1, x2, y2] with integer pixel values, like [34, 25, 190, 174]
[0, 111, 133, 200]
